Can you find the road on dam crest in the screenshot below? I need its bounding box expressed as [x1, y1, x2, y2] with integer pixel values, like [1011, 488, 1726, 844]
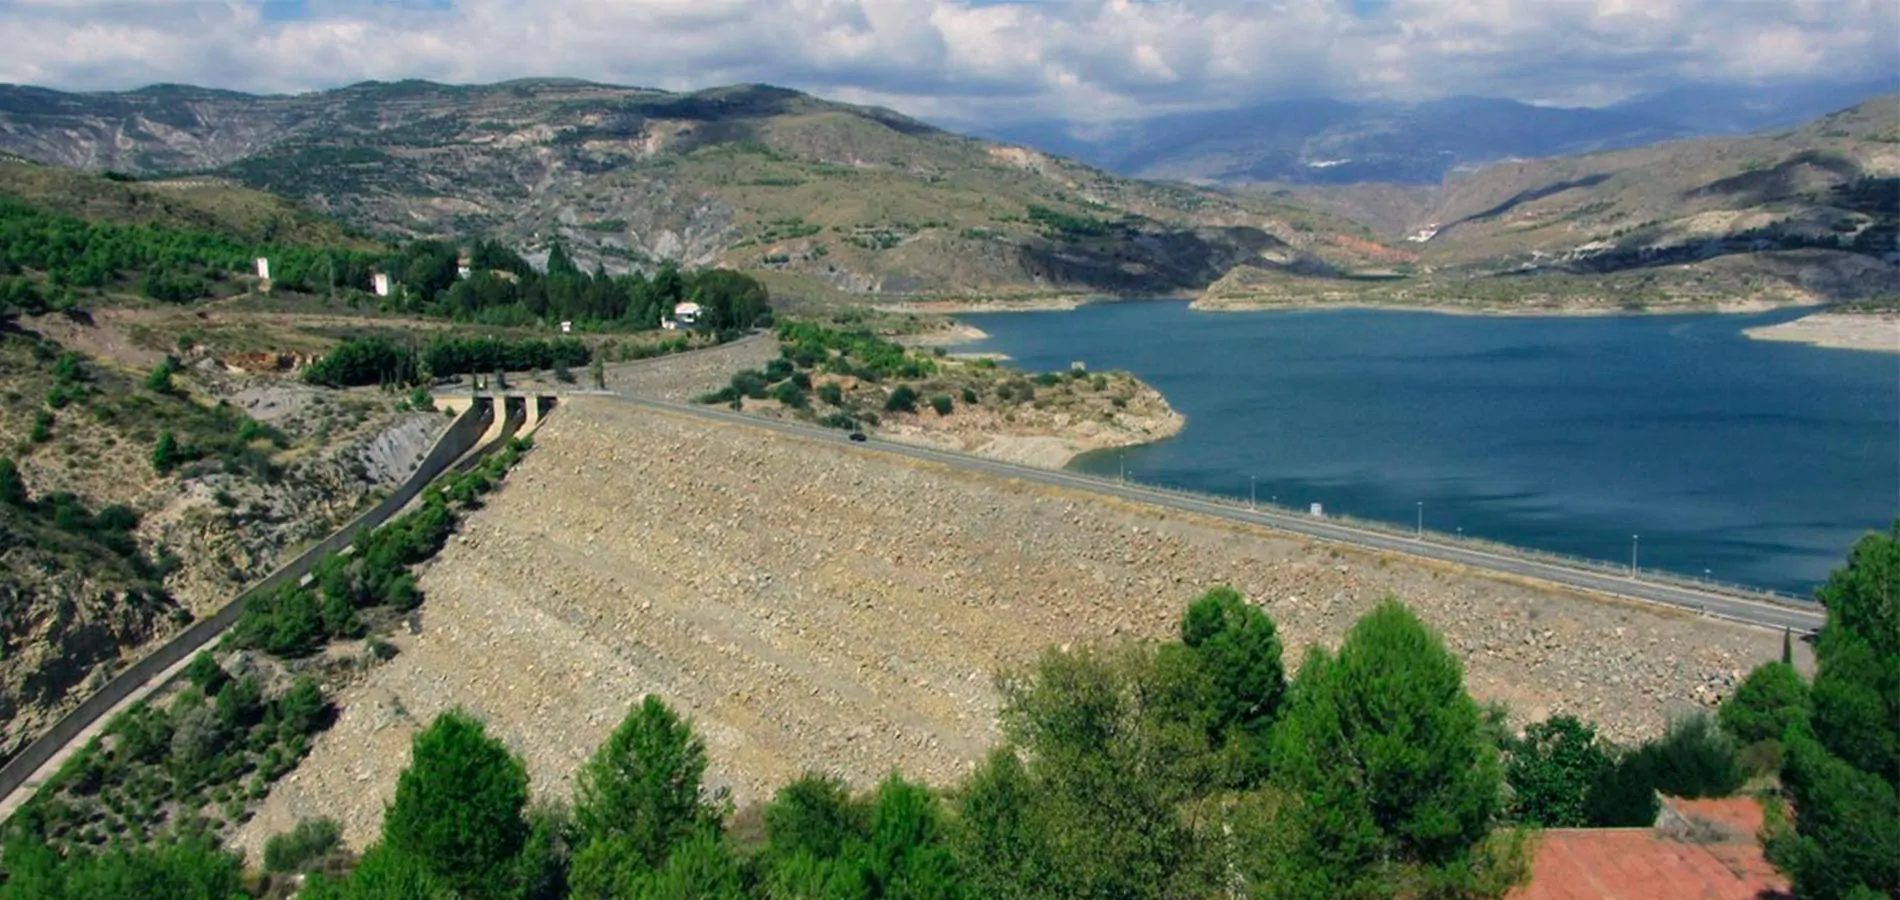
[601, 393, 1828, 636]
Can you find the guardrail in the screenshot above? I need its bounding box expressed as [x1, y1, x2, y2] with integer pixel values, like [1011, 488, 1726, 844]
[0, 400, 497, 806]
[1105, 471, 1815, 609]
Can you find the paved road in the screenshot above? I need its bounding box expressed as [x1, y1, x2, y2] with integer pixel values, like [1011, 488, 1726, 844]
[604, 393, 1827, 635]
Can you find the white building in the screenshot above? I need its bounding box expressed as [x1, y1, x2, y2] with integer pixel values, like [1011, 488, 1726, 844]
[672, 302, 703, 325]
[372, 273, 393, 297]
[254, 258, 271, 280]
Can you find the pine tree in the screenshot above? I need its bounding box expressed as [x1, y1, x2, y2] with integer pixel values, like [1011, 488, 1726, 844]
[381, 710, 530, 898]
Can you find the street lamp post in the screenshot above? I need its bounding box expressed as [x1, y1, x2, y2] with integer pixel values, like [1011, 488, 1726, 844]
[1416, 501, 1423, 538]
[1250, 476, 1257, 510]
[1631, 534, 1640, 577]
[1119, 453, 1126, 484]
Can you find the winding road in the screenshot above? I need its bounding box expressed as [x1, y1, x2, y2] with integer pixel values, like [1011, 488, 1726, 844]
[604, 393, 1828, 636]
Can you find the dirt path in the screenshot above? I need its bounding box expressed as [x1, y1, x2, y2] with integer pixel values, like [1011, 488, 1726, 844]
[233, 398, 1789, 857]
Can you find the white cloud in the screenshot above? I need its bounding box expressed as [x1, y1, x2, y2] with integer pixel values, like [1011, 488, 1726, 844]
[0, 0, 1890, 123]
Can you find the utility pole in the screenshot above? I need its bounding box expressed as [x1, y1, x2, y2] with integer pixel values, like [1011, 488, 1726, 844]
[1416, 501, 1423, 538]
[1631, 534, 1640, 577]
[1119, 453, 1126, 484]
[1250, 476, 1256, 510]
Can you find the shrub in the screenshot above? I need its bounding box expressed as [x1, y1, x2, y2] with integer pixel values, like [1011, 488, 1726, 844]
[885, 385, 918, 413]
[929, 394, 953, 416]
[144, 357, 180, 394]
[29, 409, 52, 443]
[264, 817, 342, 873]
[772, 381, 808, 410]
[1638, 713, 1745, 799]
[817, 383, 844, 406]
[1033, 372, 1060, 387]
[961, 387, 978, 404]
[1719, 661, 1809, 746]
[552, 357, 574, 384]
[151, 430, 180, 475]
[764, 358, 794, 382]
[0, 457, 27, 506]
[1506, 716, 1614, 827]
[819, 413, 857, 431]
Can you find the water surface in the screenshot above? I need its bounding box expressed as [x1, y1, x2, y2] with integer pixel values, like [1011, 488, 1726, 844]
[960, 302, 1900, 596]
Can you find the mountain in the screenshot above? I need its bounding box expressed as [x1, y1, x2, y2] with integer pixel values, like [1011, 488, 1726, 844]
[0, 79, 1385, 303]
[981, 81, 1893, 187]
[1200, 95, 1900, 311]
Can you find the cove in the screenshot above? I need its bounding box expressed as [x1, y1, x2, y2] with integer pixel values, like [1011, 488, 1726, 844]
[959, 301, 1900, 596]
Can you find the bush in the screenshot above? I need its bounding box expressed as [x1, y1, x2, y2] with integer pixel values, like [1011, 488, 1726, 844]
[144, 357, 180, 394]
[1643, 713, 1745, 799]
[1506, 716, 1614, 827]
[929, 394, 953, 416]
[961, 387, 978, 405]
[885, 385, 918, 413]
[772, 381, 808, 410]
[552, 357, 574, 384]
[817, 382, 844, 406]
[1719, 661, 1809, 746]
[151, 430, 181, 475]
[0, 457, 27, 506]
[764, 358, 794, 382]
[263, 817, 342, 873]
[819, 413, 857, 431]
[29, 409, 52, 444]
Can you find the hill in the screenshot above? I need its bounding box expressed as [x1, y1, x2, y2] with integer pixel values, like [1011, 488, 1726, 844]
[981, 80, 1892, 187]
[0, 80, 1384, 304]
[1203, 95, 1900, 312]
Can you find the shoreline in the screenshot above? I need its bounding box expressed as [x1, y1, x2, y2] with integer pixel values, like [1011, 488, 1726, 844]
[1188, 297, 1802, 318]
[1742, 311, 1900, 354]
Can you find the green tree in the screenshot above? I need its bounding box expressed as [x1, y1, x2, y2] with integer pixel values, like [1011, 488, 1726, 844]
[381, 709, 530, 899]
[1768, 526, 1900, 898]
[818, 382, 844, 406]
[967, 644, 1208, 899]
[627, 829, 746, 899]
[885, 385, 918, 413]
[1719, 661, 1810, 746]
[573, 697, 721, 868]
[1271, 600, 1504, 896]
[145, 356, 180, 394]
[1169, 586, 1286, 783]
[1636, 713, 1743, 799]
[929, 394, 953, 416]
[590, 354, 606, 390]
[311, 842, 454, 900]
[0, 457, 29, 507]
[0, 837, 246, 900]
[1504, 715, 1612, 827]
[152, 430, 180, 475]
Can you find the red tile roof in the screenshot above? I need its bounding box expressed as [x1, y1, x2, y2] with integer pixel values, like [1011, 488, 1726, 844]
[1511, 797, 1791, 900]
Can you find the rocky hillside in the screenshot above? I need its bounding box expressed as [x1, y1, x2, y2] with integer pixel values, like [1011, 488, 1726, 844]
[0, 80, 1385, 302]
[1211, 95, 1900, 310]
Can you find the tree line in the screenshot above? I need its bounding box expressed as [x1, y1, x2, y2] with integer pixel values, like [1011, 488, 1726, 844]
[0, 195, 772, 333]
[302, 335, 594, 388]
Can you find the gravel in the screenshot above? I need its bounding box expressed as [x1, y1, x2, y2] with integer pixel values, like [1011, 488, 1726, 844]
[232, 397, 1792, 857]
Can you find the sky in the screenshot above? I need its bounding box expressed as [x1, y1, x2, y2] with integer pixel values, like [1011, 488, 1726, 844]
[0, 0, 1893, 126]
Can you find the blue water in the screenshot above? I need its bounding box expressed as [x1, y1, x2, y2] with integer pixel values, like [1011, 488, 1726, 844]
[960, 302, 1900, 596]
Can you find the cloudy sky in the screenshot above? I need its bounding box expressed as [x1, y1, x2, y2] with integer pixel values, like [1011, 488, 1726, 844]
[0, 0, 1893, 125]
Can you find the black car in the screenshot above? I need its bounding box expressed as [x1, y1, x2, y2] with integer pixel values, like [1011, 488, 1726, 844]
[849, 431, 868, 442]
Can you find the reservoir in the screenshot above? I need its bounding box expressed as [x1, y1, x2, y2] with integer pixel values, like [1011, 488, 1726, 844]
[960, 301, 1899, 596]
